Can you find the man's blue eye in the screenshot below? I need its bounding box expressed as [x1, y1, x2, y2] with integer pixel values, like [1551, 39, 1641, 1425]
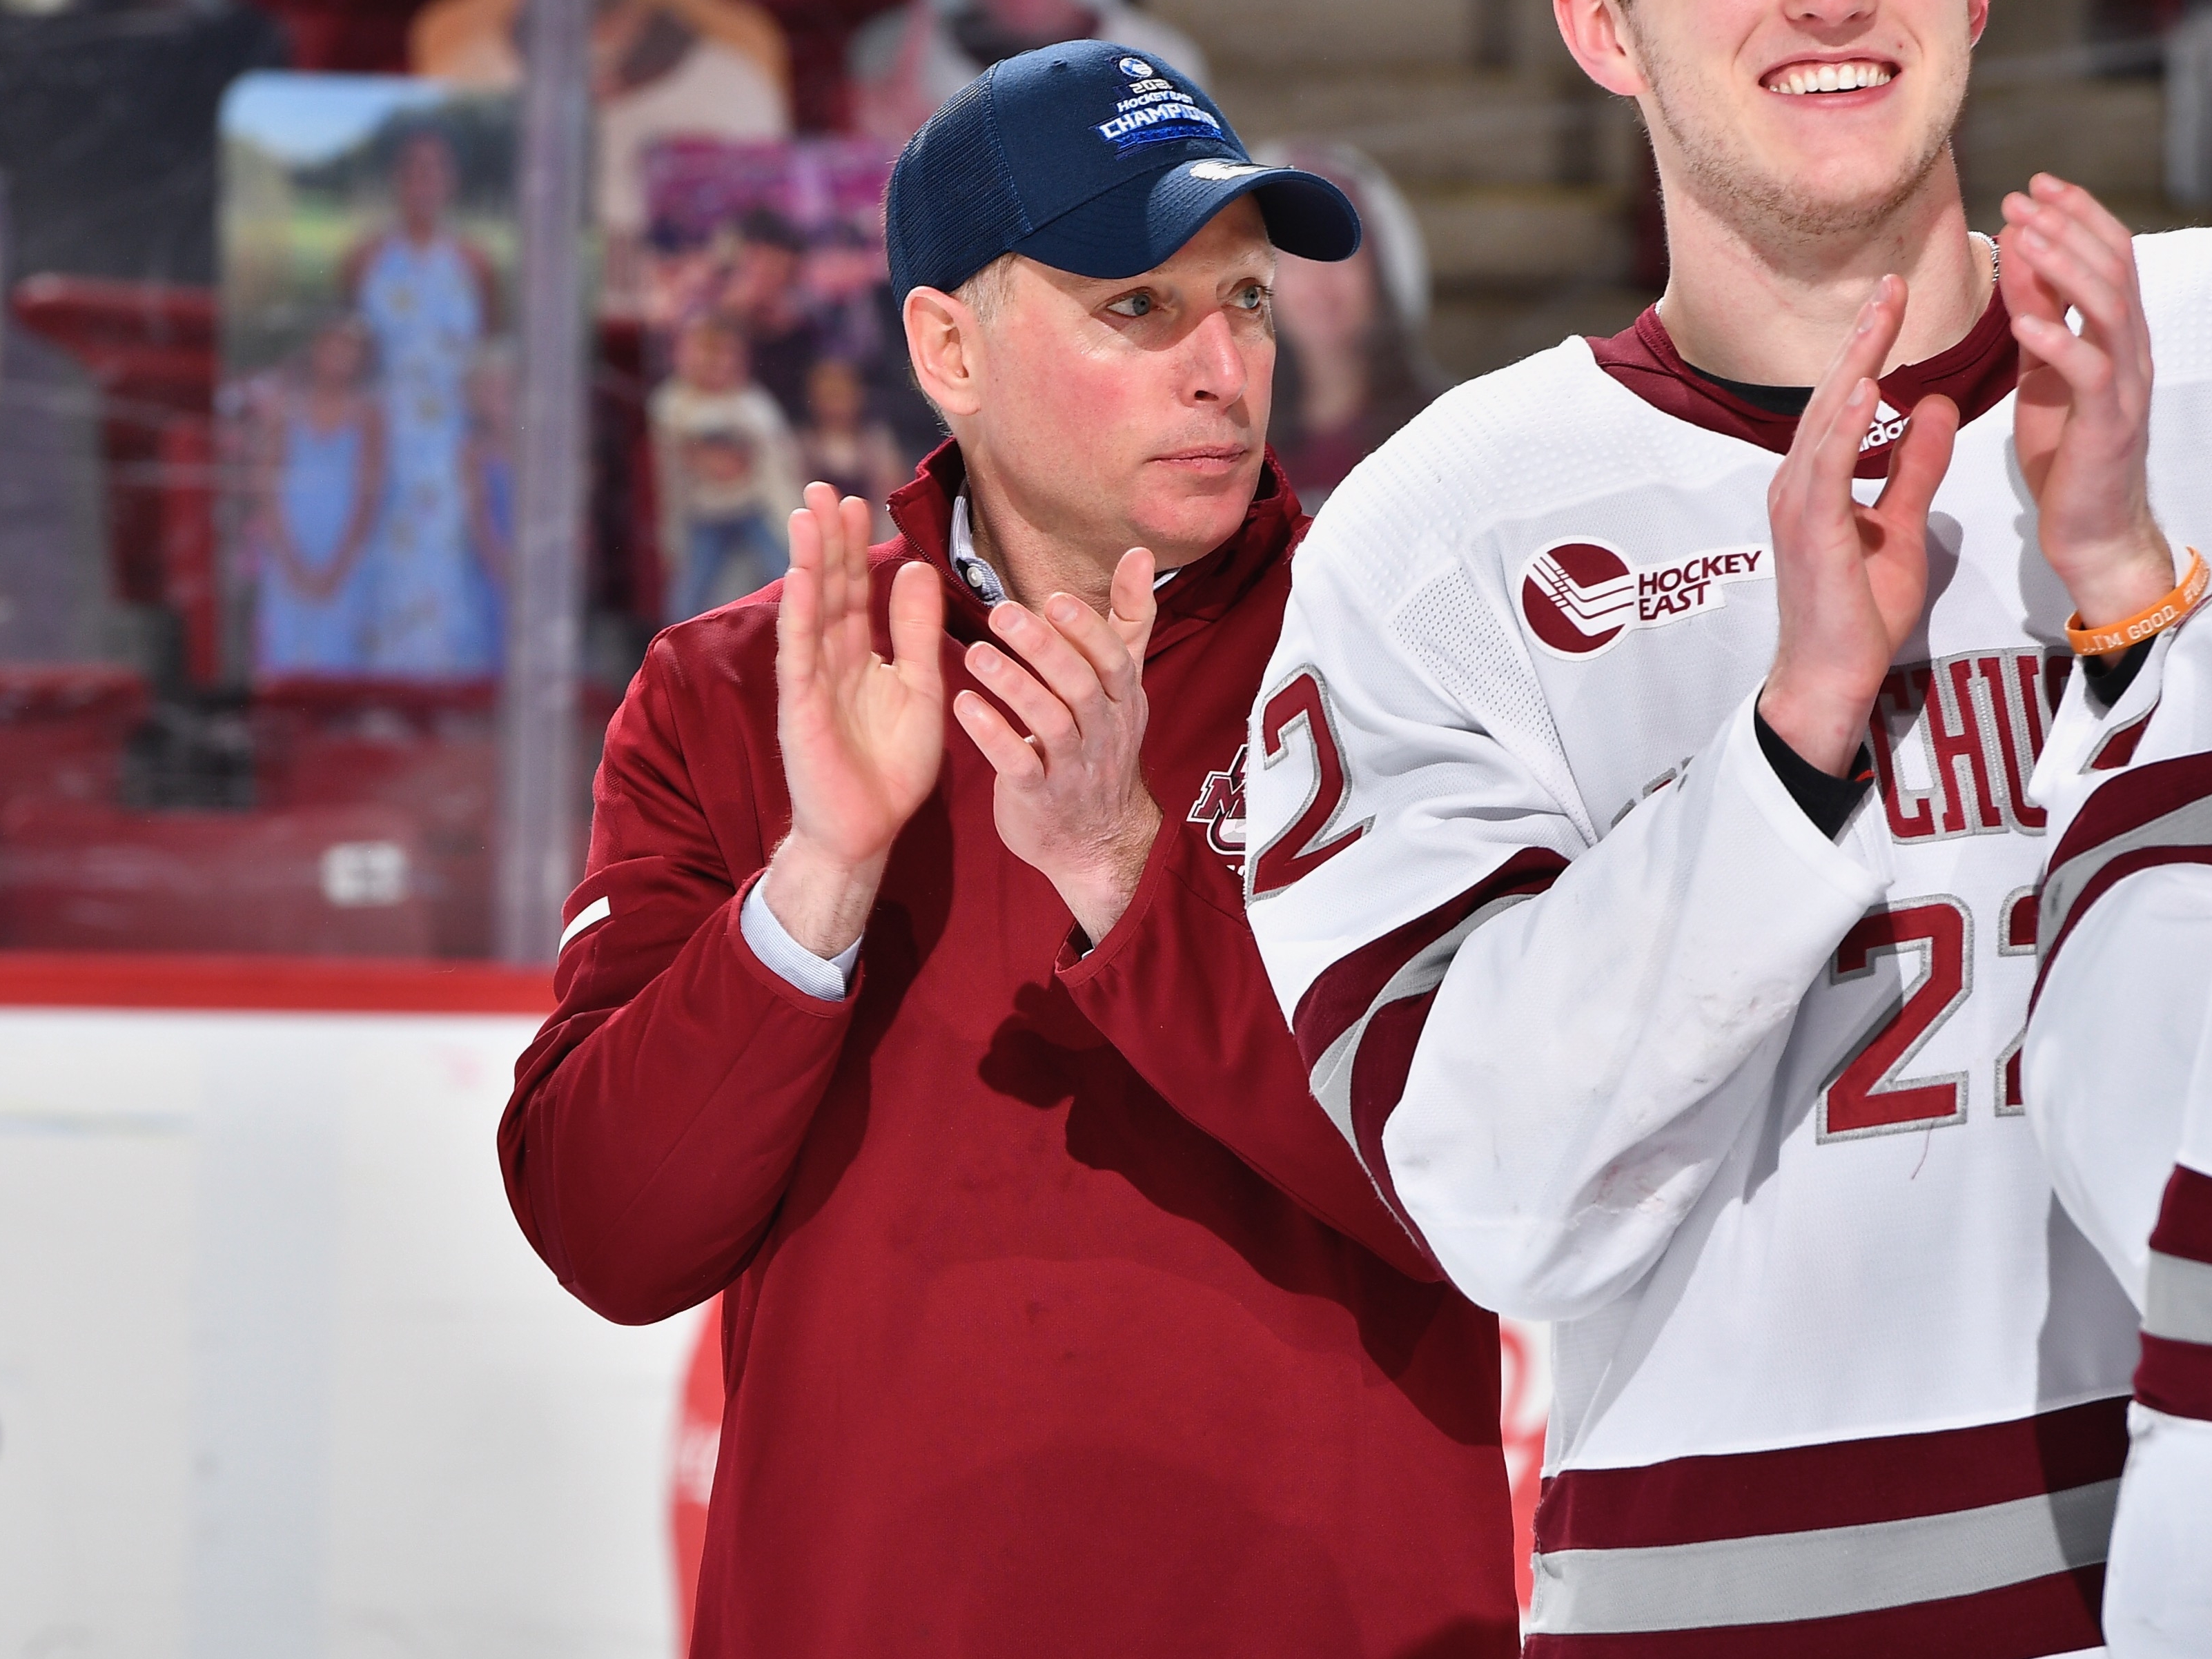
[1108, 292, 1155, 317]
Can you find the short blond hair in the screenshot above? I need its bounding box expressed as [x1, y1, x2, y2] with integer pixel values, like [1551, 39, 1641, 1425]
[955, 252, 1017, 325]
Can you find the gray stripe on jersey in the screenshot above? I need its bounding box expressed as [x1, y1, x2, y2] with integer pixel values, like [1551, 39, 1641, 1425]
[1525, 1478, 2119, 1635]
[1306, 892, 1536, 1152]
[2040, 794, 2212, 958]
[2145, 1249, 2212, 1346]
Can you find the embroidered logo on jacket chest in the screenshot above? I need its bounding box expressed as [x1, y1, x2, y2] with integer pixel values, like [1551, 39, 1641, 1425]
[1519, 538, 1769, 660]
[1188, 744, 1247, 862]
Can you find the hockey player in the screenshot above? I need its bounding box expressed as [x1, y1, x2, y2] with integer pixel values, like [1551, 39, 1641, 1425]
[1242, 0, 2212, 1651]
[498, 41, 1523, 1657]
[2023, 600, 2212, 1657]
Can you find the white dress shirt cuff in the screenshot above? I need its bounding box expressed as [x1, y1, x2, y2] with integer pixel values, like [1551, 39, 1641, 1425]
[739, 879, 861, 1001]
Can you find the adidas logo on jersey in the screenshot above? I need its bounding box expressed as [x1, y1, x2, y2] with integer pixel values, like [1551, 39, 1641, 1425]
[1859, 398, 1909, 455]
[1519, 539, 1768, 660]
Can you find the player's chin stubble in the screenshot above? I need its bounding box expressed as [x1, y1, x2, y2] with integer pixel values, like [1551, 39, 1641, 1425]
[1636, 39, 1968, 244]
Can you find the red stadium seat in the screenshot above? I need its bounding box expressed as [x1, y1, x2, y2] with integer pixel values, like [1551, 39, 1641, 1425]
[0, 666, 151, 815]
[0, 798, 435, 956]
[252, 678, 500, 959]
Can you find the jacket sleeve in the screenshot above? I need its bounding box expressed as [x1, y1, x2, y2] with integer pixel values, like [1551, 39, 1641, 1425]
[1242, 504, 1888, 1324]
[1057, 812, 1441, 1282]
[497, 636, 854, 1325]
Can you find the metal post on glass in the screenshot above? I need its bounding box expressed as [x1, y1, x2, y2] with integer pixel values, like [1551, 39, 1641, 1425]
[2172, 6, 2212, 207]
[496, 0, 591, 965]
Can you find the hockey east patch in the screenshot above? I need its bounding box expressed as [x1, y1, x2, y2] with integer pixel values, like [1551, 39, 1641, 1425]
[1518, 538, 1768, 660]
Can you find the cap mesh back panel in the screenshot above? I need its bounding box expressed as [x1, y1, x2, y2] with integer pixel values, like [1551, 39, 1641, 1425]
[887, 75, 1034, 300]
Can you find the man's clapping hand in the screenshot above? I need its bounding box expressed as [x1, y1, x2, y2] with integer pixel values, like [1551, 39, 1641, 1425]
[762, 482, 945, 961]
[955, 547, 1164, 945]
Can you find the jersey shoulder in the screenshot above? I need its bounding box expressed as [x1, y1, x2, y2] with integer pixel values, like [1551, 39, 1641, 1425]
[1351, 335, 1698, 513]
[1302, 335, 1744, 616]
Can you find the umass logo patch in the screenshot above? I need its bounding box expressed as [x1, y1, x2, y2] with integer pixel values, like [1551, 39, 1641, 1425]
[1188, 744, 1247, 862]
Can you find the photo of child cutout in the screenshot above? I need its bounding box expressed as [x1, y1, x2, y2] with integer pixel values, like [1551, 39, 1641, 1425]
[221, 75, 520, 685]
[344, 129, 505, 676]
[460, 345, 516, 669]
[796, 357, 903, 544]
[251, 315, 387, 675]
[650, 311, 801, 624]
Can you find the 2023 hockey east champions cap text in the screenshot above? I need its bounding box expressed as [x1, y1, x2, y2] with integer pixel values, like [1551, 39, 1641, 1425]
[885, 39, 1362, 303]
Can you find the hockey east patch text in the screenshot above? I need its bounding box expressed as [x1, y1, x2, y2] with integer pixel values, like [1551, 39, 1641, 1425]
[1520, 538, 1767, 659]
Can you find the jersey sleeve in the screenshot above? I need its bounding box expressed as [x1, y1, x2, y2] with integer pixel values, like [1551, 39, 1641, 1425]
[1242, 495, 1888, 1323]
[2102, 1402, 2212, 1657]
[2108, 1132, 2212, 1655]
[2030, 598, 2196, 818]
[2024, 745, 2212, 1656]
[497, 635, 854, 1326]
[2025, 848, 2212, 1303]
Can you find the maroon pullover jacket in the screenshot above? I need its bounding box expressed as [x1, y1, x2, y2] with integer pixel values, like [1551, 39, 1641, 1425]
[498, 442, 1518, 1657]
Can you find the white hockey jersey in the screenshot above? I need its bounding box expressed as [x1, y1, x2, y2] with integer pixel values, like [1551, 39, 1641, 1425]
[2024, 602, 2212, 1658]
[1244, 228, 2212, 1658]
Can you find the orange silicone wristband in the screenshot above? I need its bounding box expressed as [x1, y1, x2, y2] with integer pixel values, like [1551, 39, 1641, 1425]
[2066, 548, 2209, 657]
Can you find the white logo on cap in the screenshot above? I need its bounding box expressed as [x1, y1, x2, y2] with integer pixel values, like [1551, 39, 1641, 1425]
[1117, 56, 1153, 77]
[1188, 161, 1267, 181]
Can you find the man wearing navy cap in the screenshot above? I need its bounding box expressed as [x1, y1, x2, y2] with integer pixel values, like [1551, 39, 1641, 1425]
[499, 42, 1518, 1657]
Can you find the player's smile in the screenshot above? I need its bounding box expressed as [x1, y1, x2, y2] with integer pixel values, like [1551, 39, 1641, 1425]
[1760, 55, 1899, 99]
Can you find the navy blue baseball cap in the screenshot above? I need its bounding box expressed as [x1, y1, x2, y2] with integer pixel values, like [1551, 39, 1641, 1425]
[885, 39, 1362, 303]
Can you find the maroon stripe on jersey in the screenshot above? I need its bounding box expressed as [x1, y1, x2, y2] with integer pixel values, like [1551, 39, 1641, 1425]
[2088, 710, 2156, 771]
[1346, 987, 1443, 1264]
[1522, 1565, 2104, 1659]
[2034, 843, 2212, 1013]
[2136, 1168, 2212, 1419]
[1289, 848, 1567, 1068]
[2136, 1331, 2212, 1422]
[2148, 1161, 2212, 1267]
[1536, 1397, 2128, 1551]
[1586, 292, 2017, 475]
[2046, 751, 2212, 874]
[1287, 851, 1564, 1270]
[2034, 756, 2212, 1009]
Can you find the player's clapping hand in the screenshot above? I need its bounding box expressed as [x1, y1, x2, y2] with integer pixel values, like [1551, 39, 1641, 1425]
[1761, 275, 1959, 776]
[955, 547, 1163, 945]
[765, 481, 945, 959]
[1999, 174, 2175, 637]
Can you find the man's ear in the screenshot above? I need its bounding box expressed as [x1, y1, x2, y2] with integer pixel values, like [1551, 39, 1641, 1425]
[903, 286, 985, 420]
[1965, 0, 1989, 48]
[1555, 0, 1649, 97]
